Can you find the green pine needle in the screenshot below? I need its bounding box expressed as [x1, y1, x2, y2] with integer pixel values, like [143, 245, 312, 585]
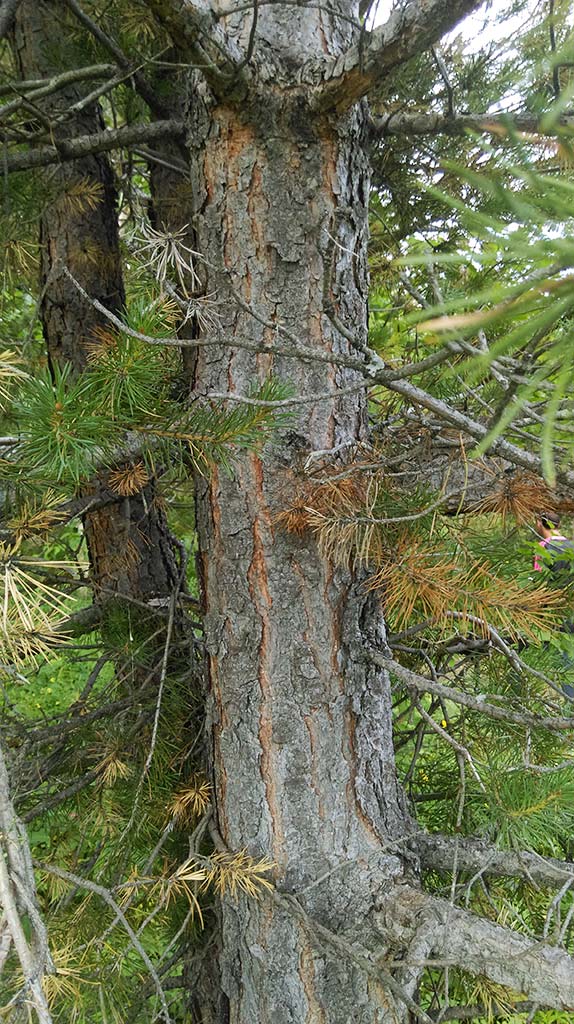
[16, 363, 115, 484]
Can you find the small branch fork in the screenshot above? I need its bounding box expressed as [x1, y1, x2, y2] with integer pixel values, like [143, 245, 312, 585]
[369, 651, 574, 733]
[63, 0, 170, 118]
[0, 741, 54, 1023]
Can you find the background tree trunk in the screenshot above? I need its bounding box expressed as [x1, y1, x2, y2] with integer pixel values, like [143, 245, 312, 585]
[11, 0, 180, 606]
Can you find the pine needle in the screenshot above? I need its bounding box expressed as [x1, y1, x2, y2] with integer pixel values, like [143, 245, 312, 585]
[108, 461, 150, 496]
[0, 348, 28, 403]
[169, 775, 212, 824]
[201, 850, 275, 900]
[471, 472, 559, 524]
[7, 490, 68, 541]
[94, 749, 133, 786]
[57, 178, 104, 214]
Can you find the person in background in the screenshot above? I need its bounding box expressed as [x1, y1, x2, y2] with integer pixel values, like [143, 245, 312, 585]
[533, 511, 570, 572]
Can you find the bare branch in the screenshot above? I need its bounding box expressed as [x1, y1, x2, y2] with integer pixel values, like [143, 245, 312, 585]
[369, 651, 574, 732]
[60, 265, 574, 491]
[371, 109, 574, 139]
[62, 265, 370, 366]
[418, 832, 574, 890]
[378, 370, 574, 487]
[0, 742, 53, 1023]
[63, 0, 170, 117]
[2, 118, 185, 173]
[309, 0, 484, 114]
[381, 884, 574, 1010]
[224, 264, 574, 487]
[78, 257, 574, 488]
[0, 64, 117, 119]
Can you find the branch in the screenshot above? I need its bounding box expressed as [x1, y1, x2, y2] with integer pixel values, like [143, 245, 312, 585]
[377, 370, 574, 487]
[369, 651, 574, 732]
[429, 1002, 533, 1022]
[0, 742, 53, 1023]
[63, 0, 170, 118]
[309, 0, 484, 114]
[62, 267, 574, 488]
[418, 832, 574, 889]
[142, 0, 251, 99]
[222, 264, 574, 488]
[2, 119, 185, 173]
[262, 880, 432, 1024]
[0, 66, 119, 125]
[371, 109, 574, 139]
[381, 884, 574, 1010]
[34, 861, 173, 1023]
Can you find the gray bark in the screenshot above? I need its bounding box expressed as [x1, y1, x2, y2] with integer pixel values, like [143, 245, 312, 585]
[371, 109, 574, 139]
[182, 5, 409, 1020]
[307, 0, 484, 112]
[0, 0, 21, 40]
[418, 832, 574, 889]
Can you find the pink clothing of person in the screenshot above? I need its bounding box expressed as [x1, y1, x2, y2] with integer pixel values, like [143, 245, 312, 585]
[533, 534, 568, 571]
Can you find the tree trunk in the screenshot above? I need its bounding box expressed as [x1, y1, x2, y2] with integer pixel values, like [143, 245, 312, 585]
[10, 0, 124, 373]
[185, 11, 411, 1020]
[11, 0, 180, 606]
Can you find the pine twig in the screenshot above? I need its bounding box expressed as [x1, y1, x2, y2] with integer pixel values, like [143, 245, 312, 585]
[33, 861, 174, 1023]
[0, 741, 54, 1023]
[371, 651, 574, 732]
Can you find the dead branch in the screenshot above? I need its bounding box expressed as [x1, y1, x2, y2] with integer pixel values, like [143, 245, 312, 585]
[370, 109, 574, 139]
[1, 119, 185, 173]
[0, 742, 54, 1023]
[369, 650, 574, 732]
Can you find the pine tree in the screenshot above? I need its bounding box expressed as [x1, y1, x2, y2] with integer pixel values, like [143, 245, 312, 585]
[2, 1, 574, 1022]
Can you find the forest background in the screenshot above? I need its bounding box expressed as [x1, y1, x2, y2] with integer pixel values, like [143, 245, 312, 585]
[3, 0, 574, 1021]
